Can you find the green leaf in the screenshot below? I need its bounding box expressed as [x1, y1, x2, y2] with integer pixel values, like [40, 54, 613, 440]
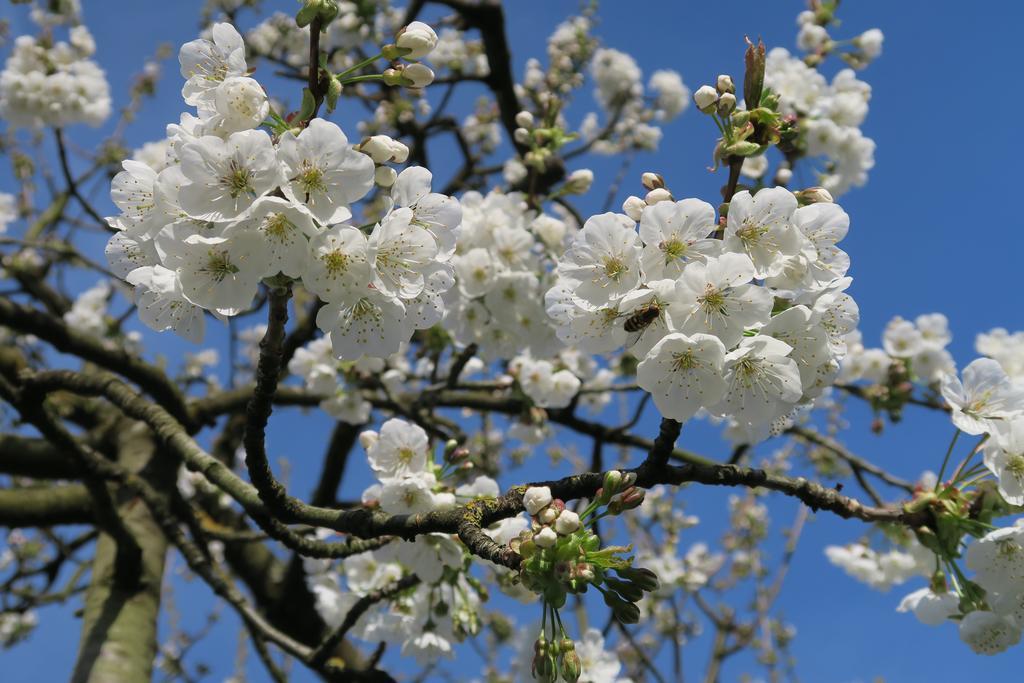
[297, 87, 316, 122]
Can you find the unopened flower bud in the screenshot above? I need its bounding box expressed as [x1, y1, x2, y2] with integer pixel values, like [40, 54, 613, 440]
[775, 167, 793, 185]
[358, 430, 379, 451]
[622, 195, 645, 221]
[534, 526, 558, 548]
[296, 0, 339, 28]
[515, 110, 535, 128]
[523, 486, 553, 515]
[539, 507, 558, 525]
[514, 127, 531, 145]
[374, 165, 397, 187]
[605, 577, 644, 602]
[716, 92, 736, 116]
[795, 186, 833, 204]
[694, 85, 719, 112]
[560, 650, 582, 683]
[641, 172, 664, 191]
[618, 566, 661, 592]
[645, 188, 672, 205]
[402, 63, 434, 88]
[325, 75, 343, 112]
[612, 485, 645, 512]
[390, 142, 409, 164]
[532, 649, 555, 682]
[554, 510, 581, 535]
[603, 590, 641, 624]
[564, 169, 593, 195]
[382, 67, 404, 86]
[716, 74, 735, 95]
[602, 470, 624, 497]
[575, 562, 595, 582]
[395, 21, 438, 60]
[360, 135, 399, 163]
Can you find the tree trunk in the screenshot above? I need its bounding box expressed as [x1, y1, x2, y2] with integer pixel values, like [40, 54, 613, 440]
[71, 419, 173, 683]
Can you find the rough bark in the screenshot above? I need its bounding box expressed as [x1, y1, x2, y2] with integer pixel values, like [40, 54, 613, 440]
[71, 419, 173, 683]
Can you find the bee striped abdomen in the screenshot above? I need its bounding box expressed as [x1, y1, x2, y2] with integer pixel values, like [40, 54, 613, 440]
[623, 303, 661, 333]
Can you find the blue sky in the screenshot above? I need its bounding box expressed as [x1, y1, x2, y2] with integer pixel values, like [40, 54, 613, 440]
[2, 0, 1022, 681]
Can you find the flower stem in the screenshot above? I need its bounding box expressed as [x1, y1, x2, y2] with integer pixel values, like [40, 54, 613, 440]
[935, 428, 962, 491]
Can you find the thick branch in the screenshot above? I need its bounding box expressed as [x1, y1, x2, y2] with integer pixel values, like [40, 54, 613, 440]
[0, 433, 82, 479]
[0, 298, 195, 430]
[0, 484, 94, 526]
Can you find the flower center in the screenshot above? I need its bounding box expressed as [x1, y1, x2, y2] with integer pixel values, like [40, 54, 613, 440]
[263, 213, 293, 241]
[398, 447, 416, 465]
[697, 284, 727, 316]
[200, 249, 240, 282]
[602, 256, 628, 282]
[222, 161, 255, 199]
[736, 222, 767, 245]
[322, 250, 348, 276]
[671, 349, 698, 372]
[1007, 454, 1024, 481]
[996, 539, 1022, 560]
[734, 356, 763, 386]
[298, 164, 326, 197]
[660, 238, 688, 264]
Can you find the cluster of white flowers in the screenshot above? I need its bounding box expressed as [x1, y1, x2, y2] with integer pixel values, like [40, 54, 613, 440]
[579, 46, 688, 153]
[246, 4, 382, 71]
[976, 327, 1024, 382]
[896, 521, 1024, 655]
[62, 280, 112, 339]
[443, 189, 568, 360]
[825, 541, 930, 591]
[0, 22, 111, 128]
[430, 28, 489, 77]
[795, 11, 884, 69]
[303, 417, 533, 662]
[834, 351, 1024, 653]
[104, 23, 459, 361]
[305, 537, 476, 665]
[840, 312, 956, 385]
[514, 16, 687, 159]
[764, 48, 875, 196]
[0, 193, 18, 233]
[546, 186, 858, 443]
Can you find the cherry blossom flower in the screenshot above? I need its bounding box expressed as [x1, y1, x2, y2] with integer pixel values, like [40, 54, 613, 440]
[669, 252, 773, 348]
[557, 212, 642, 306]
[713, 335, 802, 428]
[941, 358, 1024, 436]
[222, 196, 316, 278]
[724, 188, 808, 279]
[638, 198, 720, 280]
[637, 332, 727, 422]
[179, 23, 247, 109]
[277, 118, 375, 225]
[178, 130, 284, 222]
[162, 231, 271, 313]
[959, 611, 1022, 655]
